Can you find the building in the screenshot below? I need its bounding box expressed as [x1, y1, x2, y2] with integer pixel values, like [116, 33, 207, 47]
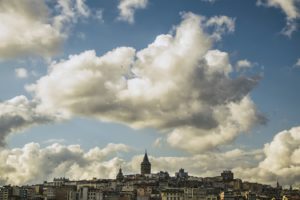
[141, 151, 151, 175]
[161, 188, 184, 200]
[184, 187, 204, 200]
[221, 171, 234, 182]
[78, 187, 103, 200]
[137, 186, 152, 200]
[0, 186, 11, 200]
[176, 169, 189, 180]
[43, 185, 76, 200]
[220, 191, 235, 200]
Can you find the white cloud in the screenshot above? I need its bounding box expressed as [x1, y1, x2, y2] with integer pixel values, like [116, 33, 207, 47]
[95, 9, 104, 22]
[77, 32, 86, 40]
[0, 140, 264, 186]
[204, 49, 232, 74]
[54, 0, 91, 29]
[294, 58, 300, 67]
[15, 68, 28, 79]
[201, 0, 218, 3]
[0, 143, 130, 185]
[133, 126, 300, 185]
[281, 20, 298, 36]
[43, 138, 66, 144]
[23, 12, 264, 153]
[260, 127, 300, 172]
[128, 148, 263, 178]
[257, 0, 299, 19]
[0, 96, 60, 146]
[153, 137, 163, 148]
[76, 0, 91, 17]
[257, 0, 300, 37]
[2, 126, 300, 186]
[0, 0, 90, 59]
[166, 97, 264, 152]
[235, 126, 300, 186]
[117, 0, 148, 24]
[205, 15, 235, 41]
[236, 59, 253, 71]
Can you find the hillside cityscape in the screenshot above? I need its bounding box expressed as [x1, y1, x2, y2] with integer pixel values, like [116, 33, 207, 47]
[0, 152, 299, 200]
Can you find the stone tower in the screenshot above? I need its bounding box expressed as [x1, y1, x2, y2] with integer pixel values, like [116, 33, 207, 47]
[141, 150, 151, 175]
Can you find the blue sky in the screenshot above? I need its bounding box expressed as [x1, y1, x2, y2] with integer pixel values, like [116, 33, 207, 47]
[0, 0, 300, 186]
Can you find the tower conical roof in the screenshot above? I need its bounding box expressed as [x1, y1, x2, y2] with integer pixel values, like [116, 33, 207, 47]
[142, 150, 150, 164]
[140, 150, 151, 175]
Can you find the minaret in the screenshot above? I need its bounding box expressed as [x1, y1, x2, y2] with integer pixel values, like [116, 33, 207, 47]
[141, 150, 151, 175]
[116, 167, 124, 181]
[276, 179, 282, 190]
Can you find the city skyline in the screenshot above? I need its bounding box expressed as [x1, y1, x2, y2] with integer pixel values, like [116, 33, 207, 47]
[1, 153, 295, 200]
[0, 0, 300, 187]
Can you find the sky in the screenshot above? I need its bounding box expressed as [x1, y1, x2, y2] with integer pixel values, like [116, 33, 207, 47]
[0, 0, 300, 187]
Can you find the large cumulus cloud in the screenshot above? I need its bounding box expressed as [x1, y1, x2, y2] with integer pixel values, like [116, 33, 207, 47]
[24, 12, 265, 153]
[0, 0, 90, 59]
[2, 127, 300, 186]
[0, 142, 130, 185]
[133, 126, 300, 185]
[0, 141, 264, 186]
[235, 126, 300, 186]
[128, 148, 264, 177]
[0, 96, 59, 146]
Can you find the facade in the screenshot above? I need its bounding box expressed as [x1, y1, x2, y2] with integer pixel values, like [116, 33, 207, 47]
[161, 188, 184, 200]
[137, 186, 152, 200]
[176, 169, 189, 180]
[141, 151, 151, 175]
[206, 194, 218, 200]
[220, 191, 235, 200]
[221, 171, 234, 182]
[0, 186, 11, 200]
[78, 187, 103, 200]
